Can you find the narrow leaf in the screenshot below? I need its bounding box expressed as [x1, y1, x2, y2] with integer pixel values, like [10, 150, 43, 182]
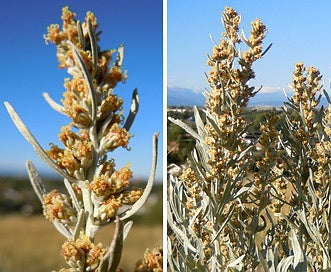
[5, 102, 76, 182]
[73, 210, 86, 240]
[323, 89, 331, 104]
[277, 256, 294, 272]
[123, 221, 133, 241]
[25, 160, 46, 203]
[211, 205, 234, 243]
[64, 179, 81, 212]
[227, 254, 245, 269]
[88, 19, 98, 66]
[76, 20, 86, 50]
[69, 42, 97, 122]
[42, 92, 65, 114]
[107, 217, 124, 272]
[168, 117, 202, 142]
[53, 221, 72, 239]
[256, 249, 269, 272]
[123, 88, 139, 131]
[119, 132, 158, 220]
[290, 230, 307, 271]
[115, 43, 124, 68]
[193, 106, 206, 138]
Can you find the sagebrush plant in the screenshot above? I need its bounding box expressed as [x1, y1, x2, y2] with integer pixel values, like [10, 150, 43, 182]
[168, 6, 330, 272]
[5, 7, 162, 272]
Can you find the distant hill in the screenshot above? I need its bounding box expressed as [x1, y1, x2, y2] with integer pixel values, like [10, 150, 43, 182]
[168, 86, 330, 107]
[249, 91, 286, 106]
[168, 87, 204, 106]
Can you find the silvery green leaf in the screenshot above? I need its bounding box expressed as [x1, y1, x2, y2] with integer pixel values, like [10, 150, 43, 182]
[183, 226, 196, 256]
[273, 213, 299, 231]
[256, 249, 270, 272]
[123, 88, 139, 131]
[205, 113, 223, 138]
[123, 221, 133, 241]
[69, 41, 97, 123]
[5, 102, 76, 183]
[97, 112, 115, 141]
[167, 237, 178, 272]
[76, 20, 86, 50]
[215, 180, 233, 216]
[169, 217, 195, 254]
[189, 146, 214, 186]
[193, 106, 206, 138]
[73, 209, 86, 240]
[315, 93, 322, 106]
[202, 88, 210, 100]
[289, 230, 307, 272]
[235, 145, 253, 163]
[227, 254, 245, 269]
[211, 204, 234, 243]
[277, 256, 294, 272]
[265, 247, 277, 272]
[25, 160, 46, 203]
[296, 209, 329, 259]
[98, 217, 123, 272]
[323, 89, 331, 104]
[108, 217, 124, 272]
[88, 19, 98, 66]
[282, 88, 295, 105]
[307, 169, 318, 210]
[209, 33, 218, 46]
[189, 150, 207, 183]
[233, 184, 253, 199]
[64, 179, 81, 212]
[210, 255, 222, 272]
[53, 221, 72, 239]
[115, 43, 124, 68]
[240, 29, 251, 47]
[42, 92, 65, 114]
[195, 142, 210, 172]
[80, 182, 94, 224]
[168, 117, 202, 141]
[119, 133, 158, 221]
[283, 101, 298, 111]
[167, 201, 196, 253]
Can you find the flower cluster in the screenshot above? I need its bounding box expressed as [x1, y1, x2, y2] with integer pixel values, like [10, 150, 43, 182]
[135, 248, 163, 272]
[290, 62, 322, 136]
[44, 5, 130, 156]
[43, 190, 77, 225]
[205, 7, 266, 183]
[206, 7, 266, 112]
[5, 5, 160, 272]
[41, 7, 143, 228]
[36, 8, 148, 271]
[61, 234, 106, 271]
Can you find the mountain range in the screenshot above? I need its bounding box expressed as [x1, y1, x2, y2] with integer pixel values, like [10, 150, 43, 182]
[168, 86, 329, 107]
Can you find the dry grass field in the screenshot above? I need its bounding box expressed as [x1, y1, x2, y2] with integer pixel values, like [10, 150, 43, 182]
[0, 215, 162, 272]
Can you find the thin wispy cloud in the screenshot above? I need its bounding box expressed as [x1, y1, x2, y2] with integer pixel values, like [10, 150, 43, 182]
[259, 86, 283, 94]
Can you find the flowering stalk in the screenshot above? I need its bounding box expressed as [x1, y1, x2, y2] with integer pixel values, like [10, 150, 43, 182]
[5, 7, 159, 272]
[168, 5, 331, 272]
[275, 63, 330, 270]
[168, 7, 268, 270]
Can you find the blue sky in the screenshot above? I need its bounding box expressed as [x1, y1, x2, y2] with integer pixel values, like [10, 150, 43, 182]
[0, 0, 162, 180]
[168, 1, 331, 104]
